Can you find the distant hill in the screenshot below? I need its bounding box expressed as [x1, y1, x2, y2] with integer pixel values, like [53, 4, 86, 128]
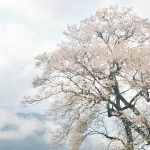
[0, 110, 104, 150]
[0, 111, 67, 150]
[16, 112, 50, 121]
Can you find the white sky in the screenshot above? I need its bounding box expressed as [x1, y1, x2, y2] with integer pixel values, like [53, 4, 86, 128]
[0, 0, 150, 112]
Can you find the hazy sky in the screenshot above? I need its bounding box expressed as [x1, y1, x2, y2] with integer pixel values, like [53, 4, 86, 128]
[0, 1, 150, 149]
[0, 0, 150, 112]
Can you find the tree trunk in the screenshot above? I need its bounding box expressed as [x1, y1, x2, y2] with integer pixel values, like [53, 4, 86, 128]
[121, 117, 134, 150]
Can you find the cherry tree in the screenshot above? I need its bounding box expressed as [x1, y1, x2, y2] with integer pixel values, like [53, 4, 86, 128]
[23, 6, 150, 150]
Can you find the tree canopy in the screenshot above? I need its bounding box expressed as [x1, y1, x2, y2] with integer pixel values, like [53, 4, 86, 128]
[23, 6, 150, 150]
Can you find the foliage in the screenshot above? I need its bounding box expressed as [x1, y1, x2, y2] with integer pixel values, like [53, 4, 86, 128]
[23, 6, 150, 150]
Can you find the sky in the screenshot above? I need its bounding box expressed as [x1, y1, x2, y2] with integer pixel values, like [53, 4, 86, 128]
[0, 0, 150, 112]
[0, 0, 150, 149]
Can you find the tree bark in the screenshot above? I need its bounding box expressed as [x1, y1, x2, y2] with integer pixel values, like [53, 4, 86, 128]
[121, 117, 134, 150]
